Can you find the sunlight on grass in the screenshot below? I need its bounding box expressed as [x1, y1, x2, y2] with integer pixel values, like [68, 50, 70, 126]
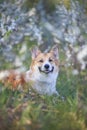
[0, 78, 87, 130]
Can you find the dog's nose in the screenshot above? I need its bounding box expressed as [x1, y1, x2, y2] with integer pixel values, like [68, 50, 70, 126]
[44, 64, 49, 69]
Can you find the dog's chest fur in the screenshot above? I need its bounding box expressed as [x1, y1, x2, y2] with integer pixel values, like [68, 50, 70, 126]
[25, 70, 58, 95]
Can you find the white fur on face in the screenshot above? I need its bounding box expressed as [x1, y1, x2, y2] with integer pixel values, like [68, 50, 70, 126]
[31, 61, 59, 83]
[41, 61, 53, 72]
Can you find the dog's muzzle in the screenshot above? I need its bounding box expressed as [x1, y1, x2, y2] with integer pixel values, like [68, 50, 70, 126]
[38, 66, 54, 74]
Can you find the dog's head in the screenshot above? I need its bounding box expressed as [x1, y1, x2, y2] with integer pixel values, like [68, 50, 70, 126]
[30, 45, 59, 81]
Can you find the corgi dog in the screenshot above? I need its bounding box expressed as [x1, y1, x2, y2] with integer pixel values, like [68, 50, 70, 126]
[0, 45, 59, 95]
[25, 45, 59, 95]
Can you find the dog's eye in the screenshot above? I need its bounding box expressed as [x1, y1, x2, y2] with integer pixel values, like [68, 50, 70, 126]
[39, 59, 43, 63]
[49, 58, 53, 62]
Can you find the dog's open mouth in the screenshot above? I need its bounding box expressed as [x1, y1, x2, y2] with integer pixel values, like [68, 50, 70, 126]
[38, 66, 54, 74]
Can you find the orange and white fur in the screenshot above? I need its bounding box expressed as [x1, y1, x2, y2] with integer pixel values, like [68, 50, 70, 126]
[0, 45, 59, 95]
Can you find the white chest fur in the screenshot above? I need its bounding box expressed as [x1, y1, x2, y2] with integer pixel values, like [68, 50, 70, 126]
[25, 70, 59, 95]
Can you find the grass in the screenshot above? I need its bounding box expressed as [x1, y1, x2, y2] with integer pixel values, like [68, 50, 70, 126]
[0, 83, 86, 130]
[0, 64, 87, 130]
[0, 42, 87, 130]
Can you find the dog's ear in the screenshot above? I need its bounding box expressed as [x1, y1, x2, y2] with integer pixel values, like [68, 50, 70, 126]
[51, 44, 59, 59]
[31, 46, 41, 59]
